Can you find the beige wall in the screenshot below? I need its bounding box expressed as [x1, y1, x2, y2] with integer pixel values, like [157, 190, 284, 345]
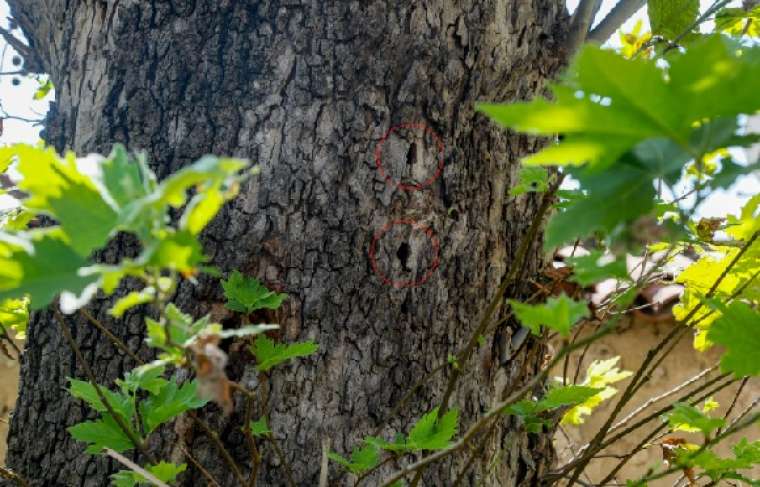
[553, 319, 760, 486]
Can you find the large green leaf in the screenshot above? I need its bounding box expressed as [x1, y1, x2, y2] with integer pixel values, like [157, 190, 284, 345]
[406, 407, 459, 451]
[222, 270, 288, 314]
[139, 381, 207, 434]
[648, 0, 699, 39]
[509, 294, 590, 336]
[545, 158, 657, 248]
[0, 232, 96, 309]
[68, 414, 135, 454]
[251, 336, 319, 372]
[707, 301, 760, 377]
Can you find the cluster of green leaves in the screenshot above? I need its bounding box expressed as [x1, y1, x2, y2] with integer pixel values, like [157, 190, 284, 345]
[504, 385, 602, 433]
[480, 35, 760, 249]
[329, 407, 459, 475]
[508, 294, 590, 337]
[484, 4, 760, 485]
[68, 364, 207, 454]
[0, 143, 251, 313]
[561, 357, 632, 425]
[111, 462, 186, 487]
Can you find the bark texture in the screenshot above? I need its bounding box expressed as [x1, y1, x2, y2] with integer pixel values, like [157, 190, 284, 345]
[4, 1, 567, 485]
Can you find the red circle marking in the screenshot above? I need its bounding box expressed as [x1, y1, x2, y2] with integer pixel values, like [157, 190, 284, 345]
[374, 122, 445, 192]
[368, 219, 440, 289]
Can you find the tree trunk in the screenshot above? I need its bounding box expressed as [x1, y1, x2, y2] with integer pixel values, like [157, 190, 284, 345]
[4, 1, 567, 485]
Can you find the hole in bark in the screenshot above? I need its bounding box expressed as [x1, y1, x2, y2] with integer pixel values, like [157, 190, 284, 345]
[406, 142, 416, 166]
[397, 242, 412, 273]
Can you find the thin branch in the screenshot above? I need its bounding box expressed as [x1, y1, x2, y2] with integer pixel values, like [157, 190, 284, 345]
[595, 374, 737, 486]
[266, 434, 297, 487]
[0, 26, 32, 64]
[105, 448, 170, 487]
[588, 0, 647, 44]
[188, 412, 247, 487]
[438, 173, 565, 416]
[180, 445, 222, 487]
[567, 0, 604, 53]
[80, 309, 143, 364]
[609, 363, 718, 434]
[0, 464, 29, 487]
[378, 320, 618, 486]
[54, 309, 156, 463]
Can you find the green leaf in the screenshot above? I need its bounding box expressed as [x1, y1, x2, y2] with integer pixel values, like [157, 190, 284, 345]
[665, 402, 725, 435]
[562, 357, 632, 425]
[406, 407, 459, 451]
[144, 230, 205, 274]
[504, 385, 603, 432]
[0, 296, 29, 339]
[566, 251, 629, 286]
[508, 294, 590, 337]
[633, 138, 691, 185]
[140, 381, 207, 434]
[328, 441, 380, 475]
[68, 379, 134, 421]
[249, 417, 271, 438]
[715, 6, 760, 38]
[109, 288, 156, 318]
[8, 145, 118, 256]
[648, 0, 699, 39]
[100, 145, 152, 211]
[510, 165, 549, 197]
[545, 160, 656, 248]
[33, 78, 54, 100]
[180, 185, 225, 235]
[145, 304, 210, 353]
[111, 462, 187, 487]
[0, 232, 97, 310]
[68, 414, 135, 454]
[222, 270, 288, 313]
[250, 336, 318, 372]
[480, 37, 760, 171]
[707, 301, 760, 377]
[117, 363, 168, 396]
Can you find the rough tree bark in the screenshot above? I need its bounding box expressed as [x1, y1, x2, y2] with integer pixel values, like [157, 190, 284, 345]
[4, 1, 568, 485]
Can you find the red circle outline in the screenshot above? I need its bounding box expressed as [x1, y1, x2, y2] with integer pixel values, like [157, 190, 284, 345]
[368, 219, 440, 289]
[374, 122, 445, 192]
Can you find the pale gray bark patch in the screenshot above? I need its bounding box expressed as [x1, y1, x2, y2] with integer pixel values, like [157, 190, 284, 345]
[4, 1, 568, 485]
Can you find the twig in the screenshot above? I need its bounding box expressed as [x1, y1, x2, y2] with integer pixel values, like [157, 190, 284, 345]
[595, 374, 737, 486]
[378, 320, 618, 486]
[105, 448, 170, 487]
[438, 174, 565, 417]
[180, 444, 222, 487]
[242, 390, 261, 487]
[567, 0, 604, 53]
[633, 411, 760, 484]
[564, 231, 759, 486]
[54, 309, 156, 463]
[188, 412, 247, 487]
[609, 363, 718, 434]
[0, 464, 29, 487]
[80, 308, 144, 364]
[588, 0, 647, 44]
[716, 377, 749, 435]
[266, 434, 297, 487]
[319, 436, 331, 487]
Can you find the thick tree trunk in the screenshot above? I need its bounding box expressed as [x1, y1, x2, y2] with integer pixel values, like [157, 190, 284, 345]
[4, 1, 567, 485]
